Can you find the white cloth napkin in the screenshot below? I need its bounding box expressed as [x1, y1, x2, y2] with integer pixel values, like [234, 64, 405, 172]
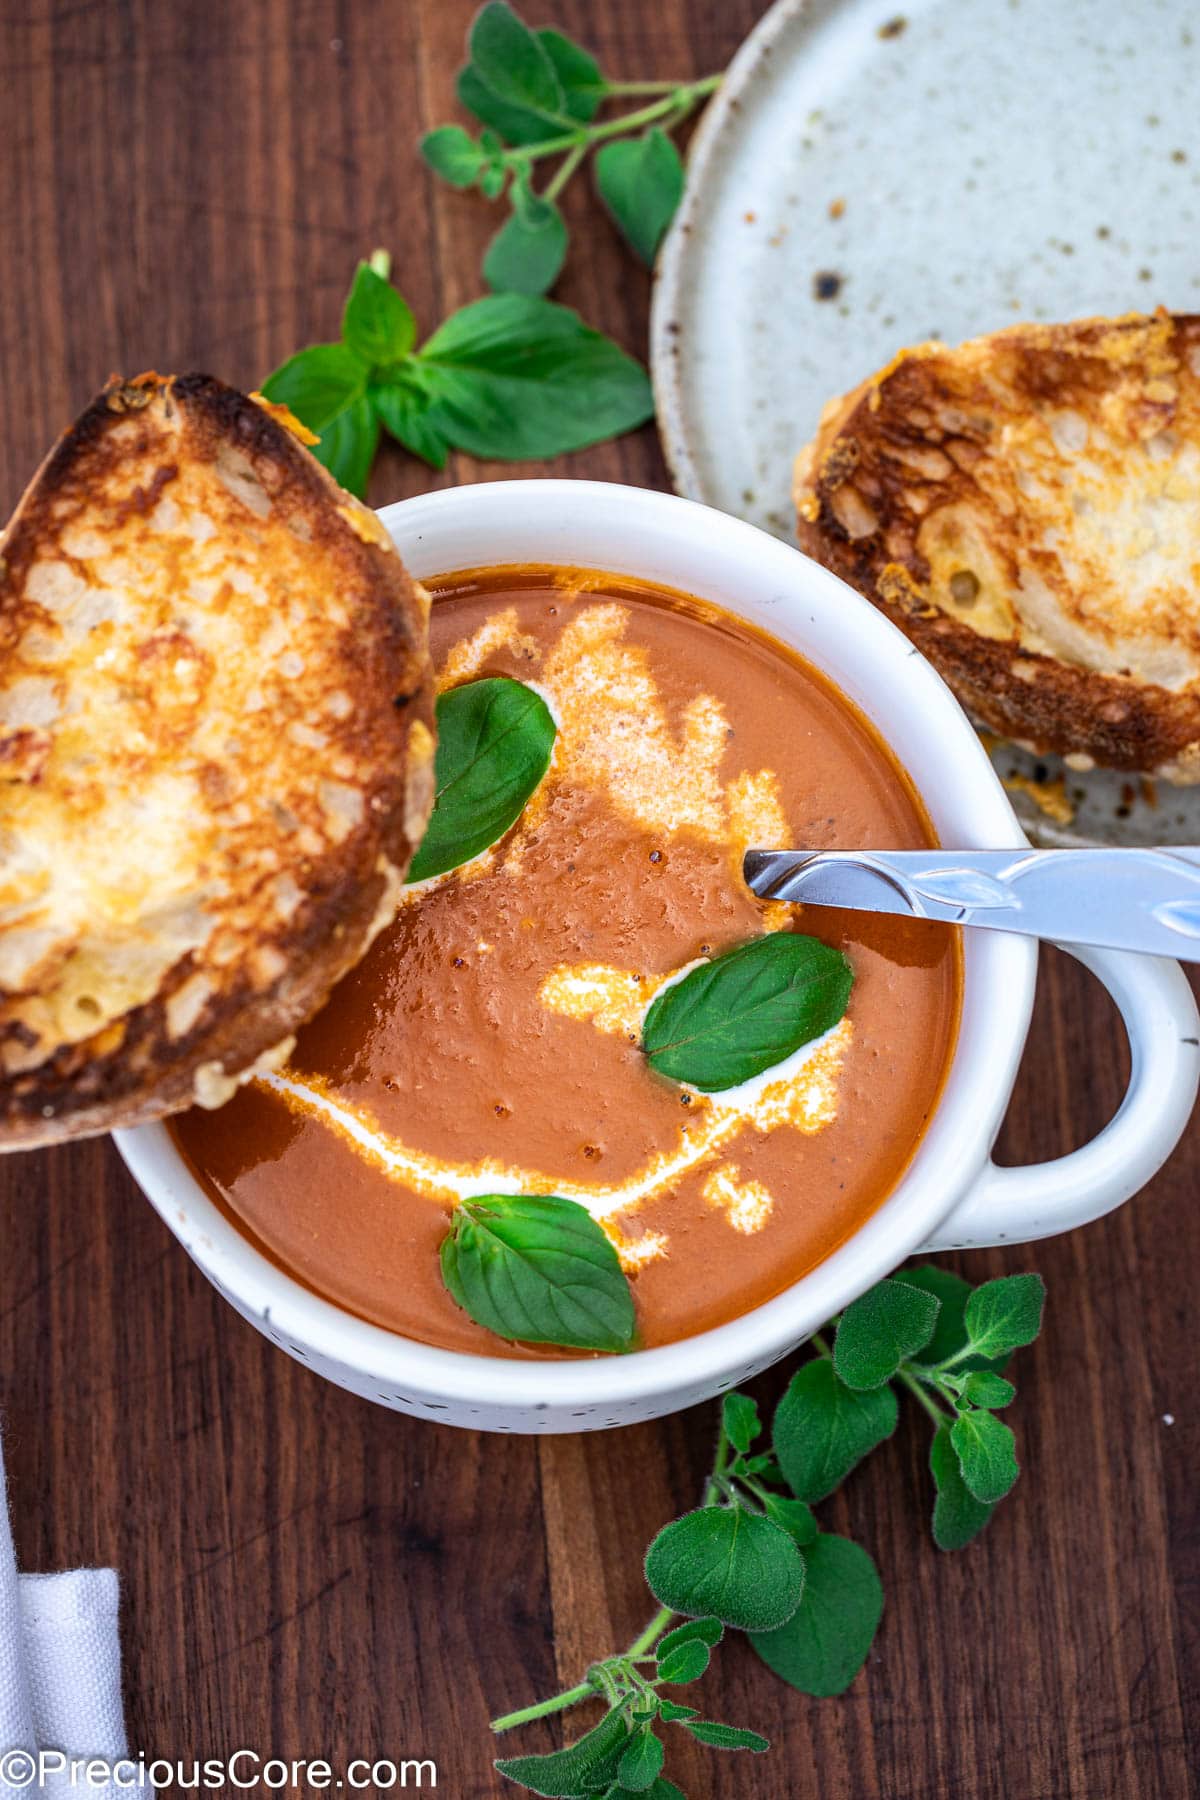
[0, 1433, 138, 1797]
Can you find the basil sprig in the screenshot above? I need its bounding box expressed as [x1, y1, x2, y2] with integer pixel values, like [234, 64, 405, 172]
[641, 934, 853, 1092]
[440, 1194, 636, 1353]
[407, 677, 555, 884]
[262, 252, 653, 494]
[490, 1266, 1047, 1797]
[422, 3, 714, 292]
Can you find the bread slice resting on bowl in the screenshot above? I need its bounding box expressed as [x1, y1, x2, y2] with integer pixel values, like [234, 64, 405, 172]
[0, 373, 435, 1148]
[793, 309, 1200, 782]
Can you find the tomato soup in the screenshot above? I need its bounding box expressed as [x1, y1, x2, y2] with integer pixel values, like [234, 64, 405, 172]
[173, 569, 960, 1356]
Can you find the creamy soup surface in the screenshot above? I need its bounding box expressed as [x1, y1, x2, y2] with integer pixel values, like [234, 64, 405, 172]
[174, 569, 961, 1356]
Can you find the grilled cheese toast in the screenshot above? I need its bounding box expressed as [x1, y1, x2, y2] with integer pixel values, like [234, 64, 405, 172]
[0, 373, 435, 1146]
[794, 311, 1200, 780]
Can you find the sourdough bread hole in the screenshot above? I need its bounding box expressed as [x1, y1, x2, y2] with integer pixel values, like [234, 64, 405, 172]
[992, 945, 1131, 1166]
[949, 568, 981, 606]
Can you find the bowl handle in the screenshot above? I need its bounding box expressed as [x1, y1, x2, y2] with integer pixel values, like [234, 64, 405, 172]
[918, 945, 1199, 1251]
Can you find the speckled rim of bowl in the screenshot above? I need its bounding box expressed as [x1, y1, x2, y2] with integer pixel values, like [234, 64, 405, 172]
[651, 0, 806, 502]
[114, 480, 1038, 1420]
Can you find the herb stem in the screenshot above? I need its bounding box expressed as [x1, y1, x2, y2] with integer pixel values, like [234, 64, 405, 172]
[625, 1606, 676, 1661]
[811, 1330, 834, 1359]
[604, 79, 689, 95]
[506, 76, 721, 165]
[491, 1679, 598, 1734]
[543, 141, 586, 203]
[898, 1367, 950, 1427]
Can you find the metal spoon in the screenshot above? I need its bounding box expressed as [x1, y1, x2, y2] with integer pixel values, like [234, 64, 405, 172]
[742, 847, 1200, 962]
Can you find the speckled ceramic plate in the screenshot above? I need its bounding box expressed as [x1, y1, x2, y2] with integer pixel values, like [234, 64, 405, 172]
[652, 0, 1200, 845]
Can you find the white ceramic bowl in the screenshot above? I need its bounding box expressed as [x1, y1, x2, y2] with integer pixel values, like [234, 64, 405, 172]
[114, 481, 1200, 1433]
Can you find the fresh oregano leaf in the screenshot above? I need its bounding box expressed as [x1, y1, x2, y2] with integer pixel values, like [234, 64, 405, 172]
[963, 1274, 1046, 1360]
[834, 1277, 940, 1389]
[644, 1506, 804, 1633]
[763, 1495, 818, 1548]
[341, 260, 416, 366]
[641, 933, 853, 1092]
[495, 1702, 631, 1797]
[656, 1702, 698, 1724]
[930, 1420, 995, 1550]
[950, 1409, 1019, 1504]
[420, 124, 487, 188]
[458, 62, 561, 148]
[960, 1370, 1016, 1409]
[415, 294, 654, 459]
[749, 1533, 883, 1697]
[616, 1731, 664, 1791]
[656, 1638, 710, 1685]
[372, 376, 452, 470]
[440, 1195, 635, 1352]
[681, 1722, 769, 1754]
[734, 1452, 778, 1479]
[468, 2, 567, 122]
[407, 677, 556, 882]
[604, 1783, 686, 1800]
[538, 28, 606, 119]
[594, 128, 685, 265]
[773, 1358, 898, 1502]
[722, 1392, 760, 1456]
[484, 189, 568, 296]
[655, 1617, 723, 1658]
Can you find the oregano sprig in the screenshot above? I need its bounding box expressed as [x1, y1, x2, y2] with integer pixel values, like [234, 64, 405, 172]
[491, 1264, 1046, 1797]
[423, 2, 719, 289]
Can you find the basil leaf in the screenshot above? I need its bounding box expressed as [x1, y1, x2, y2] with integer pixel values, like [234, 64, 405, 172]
[930, 1420, 995, 1550]
[539, 29, 606, 120]
[306, 396, 379, 498]
[721, 1391, 760, 1456]
[763, 1495, 818, 1548]
[834, 1277, 940, 1389]
[495, 1703, 631, 1797]
[484, 191, 568, 296]
[681, 1722, 769, 1753]
[644, 1506, 804, 1633]
[616, 1731, 664, 1791]
[415, 295, 653, 460]
[441, 1194, 635, 1353]
[963, 1273, 1046, 1360]
[407, 676, 556, 882]
[950, 1408, 1019, 1504]
[341, 261, 416, 367]
[960, 1370, 1016, 1409]
[469, 2, 567, 122]
[749, 1533, 883, 1697]
[898, 1264, 1010, 1374]
[594, 128, 685, 265]
[655, 1616, 723, 1658]
[655, 1638, 709, 1685]
[262, 341, 366, 431]
[641, 933, 852, 1093]
[773, 1358, 898, 1502]
[420, 124, 487, 188]
[372, 377, 451, 471]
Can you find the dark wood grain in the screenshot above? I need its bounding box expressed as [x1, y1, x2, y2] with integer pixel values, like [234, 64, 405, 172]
[1, 3, 1197, 1796]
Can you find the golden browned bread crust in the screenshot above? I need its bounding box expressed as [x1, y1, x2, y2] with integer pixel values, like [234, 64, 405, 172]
[793, 311, 1200, 780]
[0, 373, 435, 1147]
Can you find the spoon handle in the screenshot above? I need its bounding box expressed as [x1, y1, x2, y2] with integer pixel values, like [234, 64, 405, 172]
[742, 847, 1200, 962]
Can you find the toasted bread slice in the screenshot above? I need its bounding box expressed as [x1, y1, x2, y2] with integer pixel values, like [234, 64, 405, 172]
[0, 373, 435, 1147]
[794, 311, 1200, 780]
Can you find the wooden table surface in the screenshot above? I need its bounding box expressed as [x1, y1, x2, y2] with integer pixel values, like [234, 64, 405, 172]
[2, 2, 1198, 1795]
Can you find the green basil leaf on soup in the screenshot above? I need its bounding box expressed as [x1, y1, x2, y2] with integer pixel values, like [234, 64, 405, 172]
[641, 933, 853, 1092]
[440, 1194, 635, 1353]
[772, 1357, 898, 1502]
[930, 1420, 995, 1550]
[644, 1506, 804, 1633]
[749, 1532, 883, 1697]
[594, 128, 685, 265]
[833, 1276, 940, 1390]
[407, 677, 556, 882]
[414, 295, 654, 459]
